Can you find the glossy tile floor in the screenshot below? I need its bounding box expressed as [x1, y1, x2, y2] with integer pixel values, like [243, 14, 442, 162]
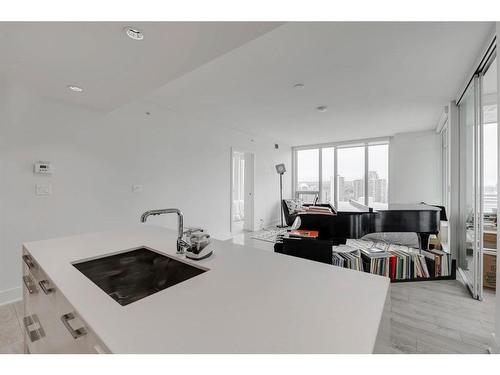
[0, 300, 24, 354]
[0, 276, 495, 354]
[229, 230, 276, 251]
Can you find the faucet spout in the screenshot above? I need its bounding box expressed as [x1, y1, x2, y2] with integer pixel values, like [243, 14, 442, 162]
[140, 208, 187, 254]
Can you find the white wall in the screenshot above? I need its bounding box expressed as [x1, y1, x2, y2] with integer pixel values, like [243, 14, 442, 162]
[389, 130, 442, 205]
[0, 84, 291, 303]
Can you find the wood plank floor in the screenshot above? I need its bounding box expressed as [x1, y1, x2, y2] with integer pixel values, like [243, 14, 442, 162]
[378, 279, 495, 354]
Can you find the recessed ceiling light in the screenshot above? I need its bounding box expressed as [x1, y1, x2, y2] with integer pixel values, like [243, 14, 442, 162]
[293, 83, 305, 89]
[316, 105, 328, 112]
[124, 26, 144, 41]
[67, 85, 83, 93]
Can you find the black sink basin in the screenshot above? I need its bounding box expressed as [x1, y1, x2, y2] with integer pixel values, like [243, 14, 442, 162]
[73, 247, 207, 306]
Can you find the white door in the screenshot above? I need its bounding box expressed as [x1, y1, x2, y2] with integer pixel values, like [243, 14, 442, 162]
[231, 149, 255, 234]
[243, 152, 255, 231]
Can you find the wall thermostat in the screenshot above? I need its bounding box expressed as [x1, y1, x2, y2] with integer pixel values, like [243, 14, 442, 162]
[34, 161, 53, 175]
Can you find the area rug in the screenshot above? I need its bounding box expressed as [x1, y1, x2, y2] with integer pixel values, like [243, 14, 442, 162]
[250, 227, 289, 243]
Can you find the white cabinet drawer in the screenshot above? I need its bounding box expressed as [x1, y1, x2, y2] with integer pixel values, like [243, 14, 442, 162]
[53, 291, 110, 354]
[22, 249, 110, 354]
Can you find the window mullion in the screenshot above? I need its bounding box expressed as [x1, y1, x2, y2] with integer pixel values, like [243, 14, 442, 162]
[292, 149, 297, 198]
[318, 148, 323, 202]
[364, 144, 369, 206]
[334, 147, 338, 208]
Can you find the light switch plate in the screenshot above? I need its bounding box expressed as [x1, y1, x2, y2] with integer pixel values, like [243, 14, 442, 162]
[132, 184, 143, 193]
[35, 184, 52, 196]
[34, 161, 53, 175]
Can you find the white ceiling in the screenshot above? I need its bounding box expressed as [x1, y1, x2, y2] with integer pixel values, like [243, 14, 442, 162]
[143, 22, 494, 145]
[0, 22, 281, 111]
[1, 22, 495, 145]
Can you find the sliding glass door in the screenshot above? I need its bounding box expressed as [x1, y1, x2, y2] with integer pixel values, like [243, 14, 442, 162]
[458, 54, 497, 300]
[458, 77, 481, 298]
[481, 57, 498, 293]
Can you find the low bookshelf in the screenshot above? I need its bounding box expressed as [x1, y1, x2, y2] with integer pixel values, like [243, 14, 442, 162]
[332, 239, 455, 283]
[276, 236, 455, 282]
[391, 259, 456, 283]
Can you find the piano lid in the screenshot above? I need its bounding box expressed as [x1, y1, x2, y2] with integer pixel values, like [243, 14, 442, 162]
[382, 204, 441, 211]
[336, 201, 441, 213]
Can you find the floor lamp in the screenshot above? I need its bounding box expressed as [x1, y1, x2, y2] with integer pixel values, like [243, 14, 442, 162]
[275, 163, 287, 228]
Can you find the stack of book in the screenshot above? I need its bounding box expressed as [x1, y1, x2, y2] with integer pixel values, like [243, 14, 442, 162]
[332, 246, 364, 271]
[420, 248, 451, 277]
[346, 239, 391, 277]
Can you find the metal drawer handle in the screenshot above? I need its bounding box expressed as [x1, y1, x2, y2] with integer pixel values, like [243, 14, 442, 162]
[61, 313, 87, 339]
[22, 255, 35, 270]
[23, 314, 45, 342]
[23, 275, 37, 294]
[39, 280, 55, 295]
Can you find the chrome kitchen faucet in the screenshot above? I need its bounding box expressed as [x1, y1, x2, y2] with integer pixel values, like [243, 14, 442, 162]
[140, 208, 192, 254]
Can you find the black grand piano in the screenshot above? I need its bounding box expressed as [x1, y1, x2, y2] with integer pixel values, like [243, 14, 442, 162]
[274, 203, 444, 265]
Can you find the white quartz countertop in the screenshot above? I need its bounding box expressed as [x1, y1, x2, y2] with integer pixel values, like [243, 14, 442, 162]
[23, 225, 390, 353]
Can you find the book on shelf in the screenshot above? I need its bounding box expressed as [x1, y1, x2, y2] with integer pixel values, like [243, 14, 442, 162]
[332, 246, 364, 272]
[420, 248, 451, 277]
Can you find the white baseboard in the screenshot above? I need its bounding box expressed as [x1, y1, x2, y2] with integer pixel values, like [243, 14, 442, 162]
[488, 333, 500, 354]
[0, 286, 22, 306]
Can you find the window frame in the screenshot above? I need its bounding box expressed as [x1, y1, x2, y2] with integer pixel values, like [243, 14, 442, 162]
[292, 137, 390, 208]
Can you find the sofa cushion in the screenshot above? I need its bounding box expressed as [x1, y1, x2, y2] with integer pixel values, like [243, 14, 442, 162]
[361, 232, 419, 248]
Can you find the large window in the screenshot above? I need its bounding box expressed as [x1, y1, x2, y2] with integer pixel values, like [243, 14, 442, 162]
[367, 144, 389, 210]
[296, 148, 319, 203]
[293, 139, 389, 210]
[337, 146, 365, 210]
[321, 147, 335, 203]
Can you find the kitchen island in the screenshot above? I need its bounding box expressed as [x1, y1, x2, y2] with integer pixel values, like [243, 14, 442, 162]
[22, 225, 390, 353]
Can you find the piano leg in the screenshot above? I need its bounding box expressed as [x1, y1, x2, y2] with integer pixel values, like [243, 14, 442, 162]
[416, 233, 431, 250]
